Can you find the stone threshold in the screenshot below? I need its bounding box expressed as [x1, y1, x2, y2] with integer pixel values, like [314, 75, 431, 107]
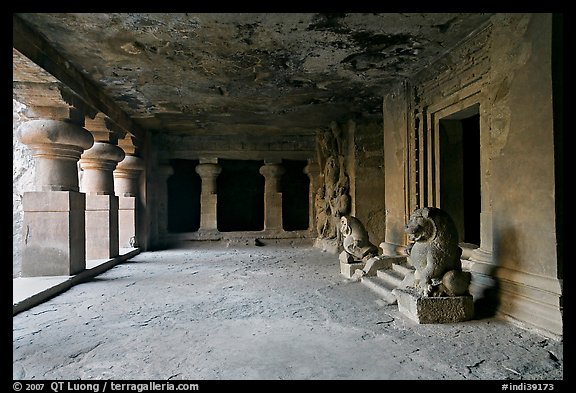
[13, 247, 140, 315]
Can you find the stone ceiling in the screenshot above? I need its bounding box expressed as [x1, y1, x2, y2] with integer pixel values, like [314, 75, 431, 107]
[13, 13, 492, 137]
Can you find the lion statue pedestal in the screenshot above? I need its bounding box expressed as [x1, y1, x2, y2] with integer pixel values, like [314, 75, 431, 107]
[392, 207, 474, 323]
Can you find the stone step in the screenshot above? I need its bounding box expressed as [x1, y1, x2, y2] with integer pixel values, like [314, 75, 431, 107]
[376, 268, 405, 287]
[392, 263, 414, 276]
[360, 276, 398, 304]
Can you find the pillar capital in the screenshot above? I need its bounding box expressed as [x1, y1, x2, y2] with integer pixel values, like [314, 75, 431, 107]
[196, 163, 222, 195]
[195, 163, 222, 178]
[304, 161, 321, 178]
[157, 163, 174, 178]
[259, 163, 285, 193]
[114, 155, 145, 197]
[259, 162, 286, 177]
[17, 119, 94, 192]
[79, 142, 126, 195]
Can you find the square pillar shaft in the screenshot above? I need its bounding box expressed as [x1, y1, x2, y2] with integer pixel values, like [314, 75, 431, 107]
[200, 194, 218, 230]
[21, 191, 86, 276]
[85, 194, 119, 259]
[195, 162, 221, 232]
[118, 196, 136, 248]
[264, 192, 283, 230]
[259, 163, 285, 231]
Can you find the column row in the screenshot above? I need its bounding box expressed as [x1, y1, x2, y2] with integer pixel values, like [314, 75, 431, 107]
[185, 161, 289, 233]
[17, 118, 144, 277]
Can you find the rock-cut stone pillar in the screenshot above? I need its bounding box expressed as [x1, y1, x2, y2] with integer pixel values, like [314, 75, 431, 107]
[17, 119, 94, 276]
[114, 155, 144, 248]
[259, 162, 285, 231]
[79, 142, 125, 260]
[304, 161, 321, 234]
[195, 162, 222, 231]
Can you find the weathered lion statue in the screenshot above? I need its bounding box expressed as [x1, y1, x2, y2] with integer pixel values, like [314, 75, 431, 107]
[340, 215, 378, 262]
[404, 207, 471, 297]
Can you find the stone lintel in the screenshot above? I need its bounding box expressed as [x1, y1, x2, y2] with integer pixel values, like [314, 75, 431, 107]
[393, 287, 474, 324]
[199, 157, 219, 164]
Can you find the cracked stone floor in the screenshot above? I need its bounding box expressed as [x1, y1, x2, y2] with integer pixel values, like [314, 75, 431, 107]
[13, 241, 563, 381]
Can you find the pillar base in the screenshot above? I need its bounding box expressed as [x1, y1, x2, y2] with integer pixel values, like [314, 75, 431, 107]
[21, 191, 86, 277]
[392, 287, 474, 324]
[85, 194, 119, 260]
[118, 196, 137, 248]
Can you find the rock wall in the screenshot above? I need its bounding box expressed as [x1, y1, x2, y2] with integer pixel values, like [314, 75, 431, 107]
[382, 13, 562, 337]
[13, 99, 35, 278]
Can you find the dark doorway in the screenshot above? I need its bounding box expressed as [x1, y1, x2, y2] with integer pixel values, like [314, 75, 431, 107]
[167, 159, 201, 233]
[439, 107, 481, 245]
[217, 159, 265, 232]
[281, 159, 310, 231]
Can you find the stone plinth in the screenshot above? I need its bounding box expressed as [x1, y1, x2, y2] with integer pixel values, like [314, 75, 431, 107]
[85, 194, 119, 260]
[340, 261, 365, 278]
[392, 287, 474, 324]
[21, 191, 86, 276]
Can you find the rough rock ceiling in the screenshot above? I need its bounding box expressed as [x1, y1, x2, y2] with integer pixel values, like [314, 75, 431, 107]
[14, 13, 492, 136]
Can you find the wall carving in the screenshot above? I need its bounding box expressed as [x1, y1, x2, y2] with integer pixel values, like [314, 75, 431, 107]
[315, 122, 351, 244]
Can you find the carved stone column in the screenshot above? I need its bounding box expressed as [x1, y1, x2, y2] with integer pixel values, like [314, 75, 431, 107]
[114, 155, 144, 248]
[259, 162, 285, 231]
[17, 119, 94, 276]
[156, 163, 174, 241]
[195, 161, 222, 231]
[304, 161, 321, 235]
[79, 141, 125, 259]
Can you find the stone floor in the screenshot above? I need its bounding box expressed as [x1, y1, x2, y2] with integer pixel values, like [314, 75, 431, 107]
[13, 240, 563, 381]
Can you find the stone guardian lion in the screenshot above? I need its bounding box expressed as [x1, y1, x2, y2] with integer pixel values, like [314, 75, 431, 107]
[404, 207, 471, 297]
[340, 215, 378, 261]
